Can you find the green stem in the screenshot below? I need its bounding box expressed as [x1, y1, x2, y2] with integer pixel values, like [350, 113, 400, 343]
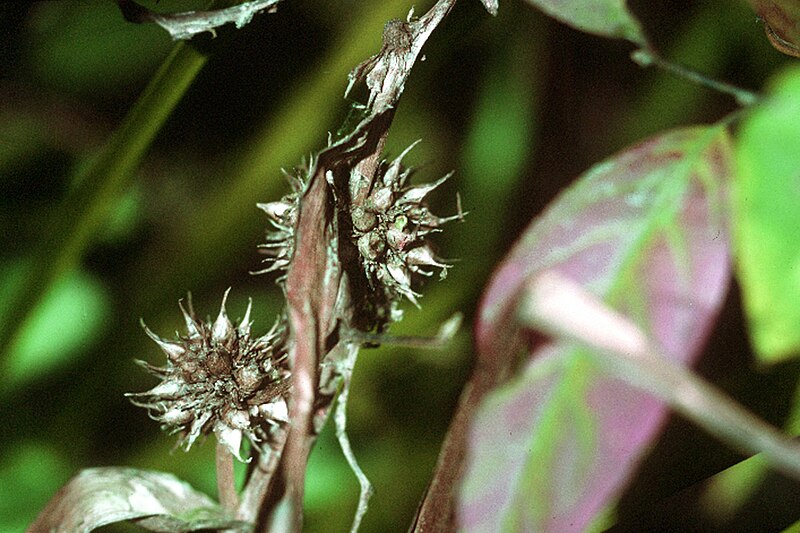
[632, 48, 761, 107]
[0, 42, 208, 366]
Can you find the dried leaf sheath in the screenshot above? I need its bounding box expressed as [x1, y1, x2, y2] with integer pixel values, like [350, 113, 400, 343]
[277, 1, 463, 529]
[282, 156, 341, 528]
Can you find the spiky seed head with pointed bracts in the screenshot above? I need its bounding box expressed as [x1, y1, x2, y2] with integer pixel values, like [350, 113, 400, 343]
[255, 142, 459, 329]
[127, 289, 290, 461]
[254, 167, 306, 277]
[350, 141, 459, 307]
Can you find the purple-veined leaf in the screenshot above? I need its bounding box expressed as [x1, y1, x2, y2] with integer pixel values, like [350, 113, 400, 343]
[523, 0, 646, 45]
[521, 271, 800, 482]
[462, 126, 733, 532]
[28, 467, 245, 533]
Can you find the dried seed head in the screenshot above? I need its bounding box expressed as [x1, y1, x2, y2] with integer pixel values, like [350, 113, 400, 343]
[349, 142, 456, 312]
[254, 169, 306, 277]
[357, 231, 386, 261]
[127, 290, 290, 461]
[352, 205, 378, 232]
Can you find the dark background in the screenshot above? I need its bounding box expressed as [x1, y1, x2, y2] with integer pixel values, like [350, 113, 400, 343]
[0, 0, 796, 531]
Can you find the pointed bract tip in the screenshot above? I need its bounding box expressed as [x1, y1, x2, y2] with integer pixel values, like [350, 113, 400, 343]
[142, 320, 185, 361]
[257, 201, 291, 223]
[239, 298, 253, 336]
[480, 0, 498, 15]
[406, 245, 450, 269]
[398, 171, 453, 204]
[212, 288, 234, 341]
[178, 299, 201, 339]
[215, 422, 247, 462]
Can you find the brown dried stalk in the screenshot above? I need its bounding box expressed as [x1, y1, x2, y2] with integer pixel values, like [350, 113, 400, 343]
[269, 1, 462, 530]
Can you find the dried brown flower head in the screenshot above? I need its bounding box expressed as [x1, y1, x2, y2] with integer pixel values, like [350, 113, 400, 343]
[350, 141, 458, 307]
[127, 289, 290, 461]
[257, 143, 458, 323]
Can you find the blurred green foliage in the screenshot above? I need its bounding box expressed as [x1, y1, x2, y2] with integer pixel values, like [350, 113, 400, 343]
[5, 264, 110, 386]
[0, 0, 798, 531]
[734, 65, 800, 363]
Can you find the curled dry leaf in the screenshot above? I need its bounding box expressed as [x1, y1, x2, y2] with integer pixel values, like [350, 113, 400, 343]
[116, 0, 283, 41]
[277, 1, 463, 529]
[747, 0, 800, 57]
[28, 467, 244, 533]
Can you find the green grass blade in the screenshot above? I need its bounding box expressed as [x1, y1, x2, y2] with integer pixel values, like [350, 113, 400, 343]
[0, 41, 208, 367]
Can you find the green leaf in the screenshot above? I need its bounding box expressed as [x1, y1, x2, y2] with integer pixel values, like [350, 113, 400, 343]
[28, 467, 246, 533]
[0, 442, 72, 533]
[2, 263, 109, 387]
[734, 65, 800, 363]
[523, 0, 646, 45]
[0, 38, 208, 371]
[27, 2, 171, 95]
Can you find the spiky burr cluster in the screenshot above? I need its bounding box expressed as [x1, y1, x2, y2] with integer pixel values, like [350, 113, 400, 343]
[348, 142, 457, 306]
[257, 143, 457, 311]
[128, 289, 290, 461]
[255, 170, 304, 276]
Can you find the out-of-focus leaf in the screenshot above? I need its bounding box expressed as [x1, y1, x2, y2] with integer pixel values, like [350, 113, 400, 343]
[521, 271, 800, 480]
[462, 126, 732, 532]
[27, 2, 171, 95]
[522, 0, 646, 45]
[28, 467, 246, 533]
[2, 264, 109, 388]
[746, 0, 800, 57]
[96, 187, 143, 244]
[0, 442, 71, 533]
[734, 65, 800, 363]
[701, 454, 770, 527]
[0, 36, 207, 373]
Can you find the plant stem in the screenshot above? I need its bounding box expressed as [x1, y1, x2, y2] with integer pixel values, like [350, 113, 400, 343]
[216, 443, 239, 511]
[632, 48, 761, 107]
[0, 41, 208, 368]
[334, 347, 373, 533]
[522, 271, 800, 481]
